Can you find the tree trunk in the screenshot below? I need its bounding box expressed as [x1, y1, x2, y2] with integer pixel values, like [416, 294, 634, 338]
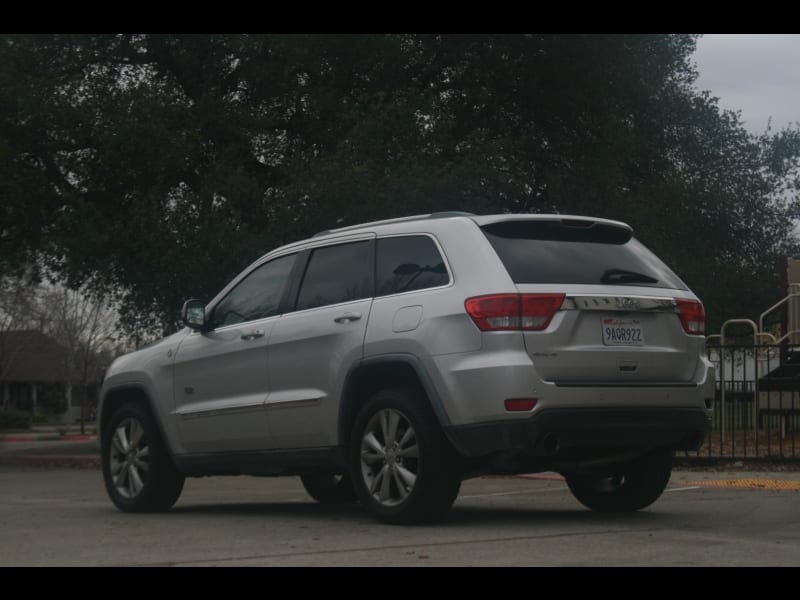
[65, 383, 72, 428]
[80, 387, 85, 435]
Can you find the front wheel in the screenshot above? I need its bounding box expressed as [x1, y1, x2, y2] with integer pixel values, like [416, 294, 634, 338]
[565, 449, 673, 513]
[101, 403, 185, 512]
[350, 388, 462, 524]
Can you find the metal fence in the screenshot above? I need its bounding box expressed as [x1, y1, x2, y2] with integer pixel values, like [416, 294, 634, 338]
[687, 343, 800, 460]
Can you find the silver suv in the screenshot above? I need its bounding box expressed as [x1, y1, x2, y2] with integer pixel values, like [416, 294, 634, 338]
[99, 213, 714, 523]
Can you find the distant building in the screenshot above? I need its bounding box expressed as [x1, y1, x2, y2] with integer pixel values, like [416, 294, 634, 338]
[0, 330, 107, 422]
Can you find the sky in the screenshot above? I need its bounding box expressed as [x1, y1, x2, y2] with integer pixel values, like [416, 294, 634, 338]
[693, 34, 800, 135]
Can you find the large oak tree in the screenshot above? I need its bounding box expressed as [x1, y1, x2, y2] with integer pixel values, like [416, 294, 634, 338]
[1, 34, 798, 335]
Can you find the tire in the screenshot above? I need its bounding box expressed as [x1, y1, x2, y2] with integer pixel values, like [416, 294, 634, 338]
[300, 471, 357, 504]
[350, 387, 462, 524]
[565, 449, 673, 513]
[101, 402, 185, 513]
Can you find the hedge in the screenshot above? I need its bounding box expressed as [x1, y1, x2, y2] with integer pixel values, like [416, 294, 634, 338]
[0, 410, 32, 430]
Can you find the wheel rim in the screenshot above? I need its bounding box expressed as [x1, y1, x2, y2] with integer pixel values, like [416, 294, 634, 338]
[109, 417, 150, 499]
[359, 408, 419, 507]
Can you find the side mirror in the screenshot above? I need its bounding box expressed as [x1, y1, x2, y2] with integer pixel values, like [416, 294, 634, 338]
[182, 299, 207, 330]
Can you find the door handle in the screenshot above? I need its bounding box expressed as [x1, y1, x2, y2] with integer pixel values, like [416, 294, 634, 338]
[334, 312, 362, 324]
[240, 329, 265, 340]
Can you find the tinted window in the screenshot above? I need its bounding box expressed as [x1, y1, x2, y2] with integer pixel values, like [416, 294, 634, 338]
[481, 221, 687, 290]
[376, 236, 449, 297]
[296, 241, 372, 310]
[211, 254, 297, 327]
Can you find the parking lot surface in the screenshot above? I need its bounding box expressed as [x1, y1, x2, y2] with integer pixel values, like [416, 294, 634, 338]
[1, 466, 798, 566]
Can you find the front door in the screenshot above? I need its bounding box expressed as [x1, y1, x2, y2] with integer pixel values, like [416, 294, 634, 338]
[173, 253, 298, 454]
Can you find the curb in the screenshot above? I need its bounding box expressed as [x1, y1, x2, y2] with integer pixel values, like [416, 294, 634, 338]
[0, 434, 97, 443]
[0, 455, 100, 469]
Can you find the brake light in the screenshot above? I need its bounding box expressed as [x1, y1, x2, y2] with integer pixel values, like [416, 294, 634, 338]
[465, 293, 565, 331]
[676, 298, 705, 335]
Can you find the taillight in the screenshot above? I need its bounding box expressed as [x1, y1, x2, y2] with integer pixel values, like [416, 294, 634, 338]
[465, 293, 565, 332]
[676, 298, 705, 335]
[521, 294, 565, 330]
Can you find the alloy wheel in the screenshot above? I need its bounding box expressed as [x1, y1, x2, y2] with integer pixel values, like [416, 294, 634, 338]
[359, 408, 419, 506]
[109, 417, 150, 499]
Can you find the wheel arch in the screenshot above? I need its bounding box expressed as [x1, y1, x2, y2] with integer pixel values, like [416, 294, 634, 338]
[99, 385, 178, 463]
[338, 354, 451, 449]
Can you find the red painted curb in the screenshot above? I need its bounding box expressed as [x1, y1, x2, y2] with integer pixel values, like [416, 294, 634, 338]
[0, 434, 97, 442]
[0, 455, 100, 468]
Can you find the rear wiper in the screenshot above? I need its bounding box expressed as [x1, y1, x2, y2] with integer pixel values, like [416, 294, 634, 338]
[600, 269, 658, 285]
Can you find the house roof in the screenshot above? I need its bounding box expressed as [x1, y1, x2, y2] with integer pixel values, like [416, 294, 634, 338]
[0, 330, 76, 384]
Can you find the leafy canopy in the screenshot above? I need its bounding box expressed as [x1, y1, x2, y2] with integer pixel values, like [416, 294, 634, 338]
[1, 34, 798, 335]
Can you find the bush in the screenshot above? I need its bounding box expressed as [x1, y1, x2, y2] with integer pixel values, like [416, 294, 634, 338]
[31, 414, 49, 425]
[0, 410, 32, 430]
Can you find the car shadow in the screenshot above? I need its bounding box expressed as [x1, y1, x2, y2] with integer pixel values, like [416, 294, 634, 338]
[168, 500, 673, 527]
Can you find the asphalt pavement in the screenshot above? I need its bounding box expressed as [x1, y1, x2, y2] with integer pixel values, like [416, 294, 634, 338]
[1, 434, 800, 565]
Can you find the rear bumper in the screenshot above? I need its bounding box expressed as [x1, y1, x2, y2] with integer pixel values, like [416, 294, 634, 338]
[445, 407, 712, 458]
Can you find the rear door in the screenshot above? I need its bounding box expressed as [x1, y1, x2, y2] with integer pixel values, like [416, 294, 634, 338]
[480, 219, 703, 384]
[265, 236, 375, 449]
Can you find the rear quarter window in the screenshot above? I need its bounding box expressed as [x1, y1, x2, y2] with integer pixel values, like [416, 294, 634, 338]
[376, 235, 449, 297]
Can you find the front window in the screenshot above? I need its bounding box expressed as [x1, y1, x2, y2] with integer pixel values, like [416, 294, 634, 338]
[211, 253, 297, 328]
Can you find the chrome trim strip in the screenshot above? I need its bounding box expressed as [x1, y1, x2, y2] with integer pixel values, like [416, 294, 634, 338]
[179, 403, 264, 420]
[562, 296, 677, 312]
[553, 381, 697, 388]
[265, 398, 322, 411]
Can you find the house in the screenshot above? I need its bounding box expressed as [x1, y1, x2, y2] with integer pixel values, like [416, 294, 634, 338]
[0, 330, 106, 422]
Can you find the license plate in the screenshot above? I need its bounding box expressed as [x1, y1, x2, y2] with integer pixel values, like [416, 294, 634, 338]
[602, 318, 644, 346]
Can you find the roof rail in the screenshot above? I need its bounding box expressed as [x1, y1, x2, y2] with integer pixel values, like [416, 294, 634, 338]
[312, 211, 475, 238]
[429, 211, 475, 218]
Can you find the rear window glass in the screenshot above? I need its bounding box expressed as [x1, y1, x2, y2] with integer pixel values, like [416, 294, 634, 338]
[295, 241, 373, 310]
[481, 220, 687, 290]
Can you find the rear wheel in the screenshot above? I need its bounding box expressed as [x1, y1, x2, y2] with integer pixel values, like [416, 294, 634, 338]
[101, 403, 185, 512]
[350, 388, 462, 524]
[300, 471, 357, 504]
[565, 449, 673, 513]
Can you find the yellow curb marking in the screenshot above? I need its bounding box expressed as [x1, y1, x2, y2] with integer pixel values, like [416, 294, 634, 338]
[686, 479, 800, 491]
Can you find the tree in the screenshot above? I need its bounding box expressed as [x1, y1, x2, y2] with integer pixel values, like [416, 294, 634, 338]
[35, 284, 120, 432]
[1, 34, 798, 335]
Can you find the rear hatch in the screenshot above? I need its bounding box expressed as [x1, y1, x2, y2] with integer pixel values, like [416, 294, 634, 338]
[479, 218, 703, 384]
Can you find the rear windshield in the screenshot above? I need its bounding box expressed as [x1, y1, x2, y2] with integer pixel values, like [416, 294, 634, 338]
[481, 220, 687, 290]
